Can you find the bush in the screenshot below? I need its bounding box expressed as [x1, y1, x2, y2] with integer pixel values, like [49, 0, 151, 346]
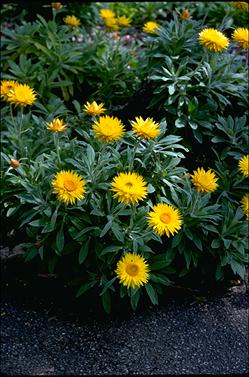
[1, 1, 248, 313]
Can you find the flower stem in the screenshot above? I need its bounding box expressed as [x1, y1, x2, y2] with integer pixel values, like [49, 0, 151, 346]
[53, 133, 61, 164]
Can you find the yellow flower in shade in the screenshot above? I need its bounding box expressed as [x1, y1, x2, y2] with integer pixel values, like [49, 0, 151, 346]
[232, 28, 249, 49]
[131, 116, 160, 140]
[115, 253, 150, 289]
[47, 118, 66, 133]
[63, 15, 81, 27]
[0, 80, 18, 101]
[111, 172, 148, 205]
[179, 9, 191, 20]
[103, 17, 119, 31]
[100, 8, 115, 19]
[7, 83, 37, 107]
[52, 170, 86, 205]
[238, 155, 249, 178]
[116, 16, 131, 27]
[92, 115, 125, 143]
[51, 2, 63, 10]
[199, 28, 229, 52]
[232, 2, 249, 10]
[147, 203, 183, 237]
[143, 21, 159, 34]
[241, 194, 249, 220]
[83, 101, 106, 116]
[191, 167, 218, 193]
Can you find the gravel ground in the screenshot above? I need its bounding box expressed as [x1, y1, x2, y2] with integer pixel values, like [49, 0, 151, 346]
[1, 283, 248, 375]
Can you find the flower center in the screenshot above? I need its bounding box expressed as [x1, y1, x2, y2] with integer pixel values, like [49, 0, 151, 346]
[125, 182, 133, 188]
[160, 213, 171, 224]
[126, 263, 139, 277]
[64, 180, 76, 191]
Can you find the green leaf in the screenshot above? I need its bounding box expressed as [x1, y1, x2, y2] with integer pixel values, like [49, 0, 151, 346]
[130, 288, 140, 311]
[24, 247, 38, 262]
[75, 280, 96, 298]
[145, 283, 158, 305]
[100, 245, 122, 256]
[150, 273, 172, 286]
[211, 239, 220, 248]
[48, 254, 59, 274]
[100, 277, 116, 296]
[100, 220, 112, 238]
[56, 224, 64, 253]
[230, 260, 245, 279]
[101, 290, 111, 314]
[78, 238, 90, 264]
[87, 145, 95, 165]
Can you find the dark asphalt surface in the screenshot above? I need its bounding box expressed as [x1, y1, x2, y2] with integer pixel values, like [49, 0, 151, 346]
[1, 284, 248, 375]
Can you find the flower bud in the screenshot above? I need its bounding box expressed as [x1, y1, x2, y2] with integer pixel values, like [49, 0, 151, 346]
[10, 159, 20, 168]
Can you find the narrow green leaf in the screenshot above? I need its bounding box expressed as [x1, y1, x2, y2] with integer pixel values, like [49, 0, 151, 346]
[78, 239, 90, 264]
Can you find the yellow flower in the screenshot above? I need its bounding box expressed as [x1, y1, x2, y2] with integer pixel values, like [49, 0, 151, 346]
[143, 21, 159, 34]
[0, 80, 18, 101]
[83, 101, 106, 116]
[241, 193, 249, 220]
[100, 8, 115, 19]
[147, 203, 183, 237]
[232, 28, 249, 49]
[131, 116, 160, 140]
[64, 15, 81, 27]
[52, 170, 86, 205]
[238, 155, 249, 178]
[103, 17, 119, 31]
[47, 118, 66, 133]
[51, 2, 63, 10]
[199, 28, 229, 52]
[231, 2, 249, 10]
[7, 83, 37, 107]
[116, 16, 131, 27]
[179, 9, 191, 20]
[92, 115, 125, 143]
[115, 253, 150, 289]
[111, 172, 148, 205]
[191, 167, 218, 193]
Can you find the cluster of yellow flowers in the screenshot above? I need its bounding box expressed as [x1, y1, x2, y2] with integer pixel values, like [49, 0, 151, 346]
[0, 80, 37, 106]
[99, 8, 131, 31]
[199, 27, 249, 52]
[238, 155, 249, 220]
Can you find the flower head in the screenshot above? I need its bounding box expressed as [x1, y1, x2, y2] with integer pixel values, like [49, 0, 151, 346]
[199, 28, 229, 52]
[147, 203, 182, 237]
[47, 118, 66, 133]
[52, 170, 86, 205]
[143, 21, 159, 34]
[111, 172, 148, 205]
[191, 167, 218, 193]
[232, 2, 249, 10]
[83, 101, 106, 116]
[92, 115, 125, 143]
[100, 8, 115, 19]
[0, 80, 18, 101]
[241, 193, 249, 220]
[51, 2, 63, 10]
[131, 116, 160, 140]
[115, 253, 150, 289]
[116, 16, 131, 27]
[232, 28, 249, 49]
[103, 17, 119, 31]
[64, 15, 81, 27]
[7, 83, 37, 107]
[179, 9, 191, 20]
[238, 155, 249, 178]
